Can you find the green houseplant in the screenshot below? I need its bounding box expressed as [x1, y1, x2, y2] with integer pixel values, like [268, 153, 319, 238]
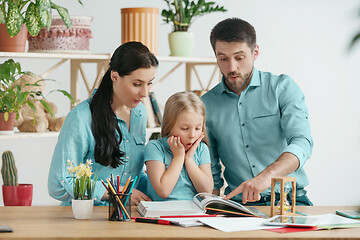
[161, 0, 227, 56]
[0, 0, 83, 37]
[0, 58, 73, 133]
[1, 150, 33, 206]
[0, 0, 83, 52]
[67, 159, 98, 219]
[161, 0, 227, 32]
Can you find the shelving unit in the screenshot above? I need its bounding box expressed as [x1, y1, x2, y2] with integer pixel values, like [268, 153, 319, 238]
[0, 52, 220, 140]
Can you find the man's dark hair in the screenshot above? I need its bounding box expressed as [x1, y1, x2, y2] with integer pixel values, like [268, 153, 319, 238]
[210, 18, 257, 52]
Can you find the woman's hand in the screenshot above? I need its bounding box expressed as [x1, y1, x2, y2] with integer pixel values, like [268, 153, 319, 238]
[130, 188, 151, 206]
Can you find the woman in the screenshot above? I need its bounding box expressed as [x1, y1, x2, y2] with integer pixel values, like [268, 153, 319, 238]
[48, 41, 158, 206]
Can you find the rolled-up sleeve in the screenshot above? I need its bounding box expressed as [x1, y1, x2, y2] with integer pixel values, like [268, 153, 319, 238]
[279, 76, 313, 168]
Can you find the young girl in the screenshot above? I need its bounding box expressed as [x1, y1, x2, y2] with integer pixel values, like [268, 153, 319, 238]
[145, 91, 213, 201]
[48, 42, 158, 206]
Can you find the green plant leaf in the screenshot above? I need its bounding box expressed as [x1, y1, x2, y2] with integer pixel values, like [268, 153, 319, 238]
[45, 10, 52, 30]
[349, 32, 360, 50]
[4, 112, 9, 122]
[25, 101, 36, 113]
[25, 2, 42, 36]
[0, 4, 6, 23]
[57, 90, 74, 104]
[39, 99, 54, 117]
[38, 0, 51, 12]
[6, 2, 24, 37]
[16, 92, 29, 106]
[51, 3, 72, 29]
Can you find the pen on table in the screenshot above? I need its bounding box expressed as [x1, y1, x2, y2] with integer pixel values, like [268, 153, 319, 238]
[159, 214, 222, 218]
[110, 173, 114, 188]
[106, 179, 130, 219]
[123, 176, 137, 206]
[100, 179, 109, 192]
[131, 217, 171, 225]
[121, 176, 132, 196]
[117, 175, 120, 194]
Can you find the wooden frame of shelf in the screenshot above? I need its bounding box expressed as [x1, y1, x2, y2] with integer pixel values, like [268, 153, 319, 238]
[1, 52, 220, 139]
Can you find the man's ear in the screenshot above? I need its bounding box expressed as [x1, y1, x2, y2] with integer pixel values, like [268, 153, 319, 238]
[253, 45, 259, 60]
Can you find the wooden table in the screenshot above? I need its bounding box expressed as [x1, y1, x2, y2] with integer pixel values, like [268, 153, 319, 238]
[0, 206, 359, 239]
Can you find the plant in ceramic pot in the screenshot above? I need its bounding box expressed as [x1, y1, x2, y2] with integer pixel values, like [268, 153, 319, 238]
[161, 0, 227, 56]
[67, 159, 98, 219]
[1, 150, 33, 206]
[0, 59, 73, 134]
[0, 0, 83, 52]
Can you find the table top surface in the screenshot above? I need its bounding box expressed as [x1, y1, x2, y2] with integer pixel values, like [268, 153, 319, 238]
[0, 205, 359, 240]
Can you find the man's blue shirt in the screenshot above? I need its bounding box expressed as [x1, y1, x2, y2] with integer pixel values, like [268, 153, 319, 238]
[201, 68, 313, 202]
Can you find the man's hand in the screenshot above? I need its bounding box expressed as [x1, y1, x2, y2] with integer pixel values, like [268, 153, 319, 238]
[130, 188, 151, 206]
[224, 174, 271, 204]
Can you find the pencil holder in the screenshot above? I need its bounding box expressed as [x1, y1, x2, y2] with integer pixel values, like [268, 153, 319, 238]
[108, 193, 131, 221]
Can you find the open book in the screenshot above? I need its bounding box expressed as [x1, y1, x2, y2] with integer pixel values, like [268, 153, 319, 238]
[136, 192, 267, 218]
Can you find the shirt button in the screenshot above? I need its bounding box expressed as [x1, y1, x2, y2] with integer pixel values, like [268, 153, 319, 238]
[246, 145, 249, 148]
[252, 165, 256, 168]
[126, 156, 129, 159]
[61, 180, 65, 183]
[125, 140, 129, 143]
[242, 123, 245, 126]
[124, 172, 128, 176]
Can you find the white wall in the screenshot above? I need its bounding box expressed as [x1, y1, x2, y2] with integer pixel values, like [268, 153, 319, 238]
[1, 0, 359, 206]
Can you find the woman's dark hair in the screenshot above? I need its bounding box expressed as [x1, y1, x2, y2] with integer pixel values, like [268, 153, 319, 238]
[89, 41, 159, 168]
[210, 18, 257, 52]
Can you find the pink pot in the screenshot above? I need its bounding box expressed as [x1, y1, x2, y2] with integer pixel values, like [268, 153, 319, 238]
[2, 184, 33, 206]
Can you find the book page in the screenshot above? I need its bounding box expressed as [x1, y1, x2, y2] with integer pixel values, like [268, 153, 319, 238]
[193, 193, 267, 217]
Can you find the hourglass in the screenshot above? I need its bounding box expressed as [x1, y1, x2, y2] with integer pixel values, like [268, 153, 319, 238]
[270, 177, 296, 217]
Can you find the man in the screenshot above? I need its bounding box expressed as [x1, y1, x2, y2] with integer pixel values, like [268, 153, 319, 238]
[201, 18, 313, 206]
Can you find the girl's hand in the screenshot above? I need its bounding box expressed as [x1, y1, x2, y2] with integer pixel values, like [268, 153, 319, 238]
[167, 136, 185, 160]
[185, 133, 204, 162]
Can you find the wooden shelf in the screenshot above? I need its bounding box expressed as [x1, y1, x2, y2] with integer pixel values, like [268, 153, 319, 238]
[0, 130, 59, 140]
[0, 128, 160, 140]
[0, 52, 111, 60]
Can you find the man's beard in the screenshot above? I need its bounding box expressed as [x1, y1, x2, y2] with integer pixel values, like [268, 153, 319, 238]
[223, 68, 253, 94]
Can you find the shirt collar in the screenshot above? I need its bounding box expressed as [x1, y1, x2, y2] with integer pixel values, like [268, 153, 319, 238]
[218, 67, 260, 94]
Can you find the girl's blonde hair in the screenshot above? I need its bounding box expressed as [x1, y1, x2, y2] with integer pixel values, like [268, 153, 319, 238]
[161, 91, 206, 138]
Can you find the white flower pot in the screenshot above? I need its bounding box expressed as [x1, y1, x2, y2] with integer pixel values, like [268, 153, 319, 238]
[168, 31, 194, 57]
[71, 199, 94, 219]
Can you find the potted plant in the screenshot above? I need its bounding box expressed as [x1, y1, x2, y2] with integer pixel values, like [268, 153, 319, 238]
[1, 150, 33, 206]
[0, 0, 83, 52]
[161, 0, 227, 56]
[0, 58, 73, 134]
[67, 159, 98, 219]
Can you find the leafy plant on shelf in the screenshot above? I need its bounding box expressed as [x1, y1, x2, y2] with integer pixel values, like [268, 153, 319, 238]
[67, 159, 98, 200]
[0, 0, 83, 37]
[161, 0, 227, 32]
[0, 58, 73, 122]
